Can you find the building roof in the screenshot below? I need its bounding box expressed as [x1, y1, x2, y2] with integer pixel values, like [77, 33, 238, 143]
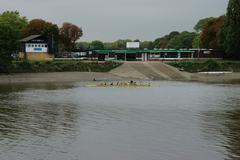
[20, 35, 42, 42]
[95, 49, 195, 54]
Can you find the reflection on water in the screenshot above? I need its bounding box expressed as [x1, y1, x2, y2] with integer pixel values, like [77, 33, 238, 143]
[0, 82, 240, 160]
[201, 97, 240, 160]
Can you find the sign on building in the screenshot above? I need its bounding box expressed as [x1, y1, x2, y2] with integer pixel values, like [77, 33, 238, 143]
[126, 42, 140, 49]
[25, 43, 48, 53]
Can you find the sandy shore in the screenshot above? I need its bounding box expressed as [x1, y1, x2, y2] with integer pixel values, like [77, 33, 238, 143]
[0, 72, 124, 85]
[0, 71, 240, 85]
[191, 72, 240, 84]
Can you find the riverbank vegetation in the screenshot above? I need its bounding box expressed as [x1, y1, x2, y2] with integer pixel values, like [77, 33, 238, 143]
[168, 60, 240, 73]
[1, 61, 122, 74]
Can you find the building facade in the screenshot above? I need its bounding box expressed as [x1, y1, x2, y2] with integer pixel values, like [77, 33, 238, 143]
[19, 35, 55, 60]
[93, 49, 223, 61]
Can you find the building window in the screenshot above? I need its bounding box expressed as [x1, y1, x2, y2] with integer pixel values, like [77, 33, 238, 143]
[45, 44, 48, 47]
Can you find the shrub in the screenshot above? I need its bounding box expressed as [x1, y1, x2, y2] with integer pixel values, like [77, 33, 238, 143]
[3, 60, 122, 73]
[168, 60, 240, 72]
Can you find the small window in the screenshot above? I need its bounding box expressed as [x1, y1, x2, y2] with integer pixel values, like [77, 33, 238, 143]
[32, 44, 34, 47]
[28, 44, 31, 47]
[35, 44, 37, 47]
[41, 44, 44, 47]
[45, 44, 48, 47]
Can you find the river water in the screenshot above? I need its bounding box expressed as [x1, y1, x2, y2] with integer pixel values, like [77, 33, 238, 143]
[0, 81, 240, 160]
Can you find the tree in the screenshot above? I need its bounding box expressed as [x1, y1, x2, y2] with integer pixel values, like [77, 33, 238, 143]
[0, 11, 27, 31]
[192, 34, 201, 48]
[194, 17, 215, 32]
[140, 41, 153, 49]
[0, 23, 19, 72]
[21, 19, 59, 39]
[221, 0, 240, 59]
[76, 42, 90, 50]
[0, 11, 27, 72]
[152, 31, 180, 49]
[134, 39, 140, 42]
[201, 16, 225, 50]
[103, 42, 114, 50]
[112, 39, 132, 49]
[59, 22, 83, 51]
[90, 40, 104, 50]
[168, 31, 197, 49]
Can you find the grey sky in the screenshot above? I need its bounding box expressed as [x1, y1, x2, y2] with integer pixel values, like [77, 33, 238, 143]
[0, 0, 228, 42]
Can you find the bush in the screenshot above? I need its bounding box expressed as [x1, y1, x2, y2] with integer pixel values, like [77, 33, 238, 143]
[3, 60, 122, 73]
[168, 60, 240, 73]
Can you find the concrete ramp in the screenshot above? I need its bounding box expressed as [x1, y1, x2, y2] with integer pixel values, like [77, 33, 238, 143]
[147, 62, 191, 80]
[110, 61, 191, 81]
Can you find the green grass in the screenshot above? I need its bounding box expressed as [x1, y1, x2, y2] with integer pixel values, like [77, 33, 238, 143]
[168, 59, 240, 73]
[2, 60, 122, 73]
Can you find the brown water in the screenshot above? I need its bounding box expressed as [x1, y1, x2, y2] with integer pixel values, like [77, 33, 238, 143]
[0, 81, 240, 160]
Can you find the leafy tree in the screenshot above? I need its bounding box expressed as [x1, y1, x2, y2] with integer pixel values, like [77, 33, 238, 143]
[194, 17, 215, 32]
[192, 34, 201, 48]
[168, 31, 180, 39]
[221, 0, 240, 59]
[21, 19, 59, 39]
[152, 31, 180, 49]
[90, 40, 104, 50]
[140, 41, 153, 49]
[59, 22, 83, 51]
[152, 37, 166, 49]
[134, 39, 140, 42]
[0, 11, 27, 31]
[76, 42, 90, 50]
[112, 39, 132, 49]
[201, 16, 225, 50]
[103, 42, 115, 50]
[0, 11, 27, 72]
[0, 23, 19, 72]
[168, 31, 197, 49]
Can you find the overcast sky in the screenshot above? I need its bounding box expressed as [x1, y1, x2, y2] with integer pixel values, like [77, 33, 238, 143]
[0, 0, 228, 41]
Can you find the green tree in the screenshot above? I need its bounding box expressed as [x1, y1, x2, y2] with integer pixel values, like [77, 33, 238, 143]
[192, 34, 201, 48]
[76, 42, 90, 50]
[0, 11, 27, 31]
[194, 17, 215, 32]
[222, 0, 240, 59]
[140, 41, 153, 49]
[103, 42, 114, 50]
[90, 40, 104, 50]
[0, 11, 27, 72]
[112, 39, 132, 49]
[168, 31, 197, 49]
[0, 23, 19, 72]
[152, 31, 180, 49]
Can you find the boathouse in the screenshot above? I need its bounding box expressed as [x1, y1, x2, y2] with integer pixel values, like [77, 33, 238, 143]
[19, 35, 56, 60]
[93, 49, 223, 61]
